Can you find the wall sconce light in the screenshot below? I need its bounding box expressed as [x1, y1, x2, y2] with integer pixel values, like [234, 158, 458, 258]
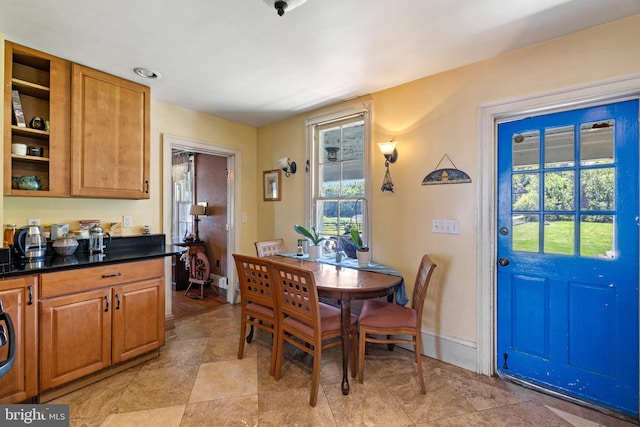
[189, 204, 209, 242]
[275, 157, 297, 177]
[377, 141, 398, 192]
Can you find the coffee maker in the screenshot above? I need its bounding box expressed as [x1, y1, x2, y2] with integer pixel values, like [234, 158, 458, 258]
[13, 225, 47, 260]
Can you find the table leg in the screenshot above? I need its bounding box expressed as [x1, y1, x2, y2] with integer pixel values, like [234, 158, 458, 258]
[340, 298, 351, 395]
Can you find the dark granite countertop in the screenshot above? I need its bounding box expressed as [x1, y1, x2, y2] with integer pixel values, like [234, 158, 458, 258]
[0, 234, 185, 278]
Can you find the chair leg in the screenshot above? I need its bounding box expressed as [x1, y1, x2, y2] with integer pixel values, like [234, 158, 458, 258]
[274, 326, 285, 380]
[309, 350, 321, 407]
[415, 334, 426, 394]
[358, 328, 366, 384]
[268, 328, 277, 377]
[350, 327, 357, 378]
[237, 315, 247, 359]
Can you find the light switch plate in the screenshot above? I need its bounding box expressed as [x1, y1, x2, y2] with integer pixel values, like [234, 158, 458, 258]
[432, 219, 459, 234]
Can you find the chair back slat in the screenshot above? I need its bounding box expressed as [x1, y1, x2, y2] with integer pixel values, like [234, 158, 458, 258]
[411, 254, 437, 316]
[255, 239, 285, 257]
[270, 262, 320, 331]
[233, 254, 276, 309]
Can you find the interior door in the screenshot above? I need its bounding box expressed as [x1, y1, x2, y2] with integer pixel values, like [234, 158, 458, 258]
[496, 100, 639, 416]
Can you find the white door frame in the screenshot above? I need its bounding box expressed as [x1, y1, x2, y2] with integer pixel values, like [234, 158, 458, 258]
[477, 73, 640, 376]
[162, 133, 242, 305]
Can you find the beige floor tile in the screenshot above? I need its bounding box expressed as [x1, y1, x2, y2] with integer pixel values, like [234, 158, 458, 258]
[50, 369, 138, 420]
[326, 375, 414, 426]
[141, 337, 208, 370]
[114, 365, 199, 413]
[101, 405, 185, 427]
[180, 396, 259, 427]
[477, 401, 573, 426]
[258, 387, 336, 426]
[189, 358, 258, 403]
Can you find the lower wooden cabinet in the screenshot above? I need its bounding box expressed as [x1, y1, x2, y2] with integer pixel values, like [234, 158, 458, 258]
[0, 275, 37, 404]
[39, 259, 164, 391]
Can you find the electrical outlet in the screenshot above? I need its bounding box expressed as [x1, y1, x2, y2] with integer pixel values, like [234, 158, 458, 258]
[123, 215, 133, 228]
[27, 218, 41, 225]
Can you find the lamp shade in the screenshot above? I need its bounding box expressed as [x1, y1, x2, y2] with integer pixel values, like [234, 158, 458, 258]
[275, 157, 290, 170]
[190, 205, 206, 216]
[378, 141, 397, 155]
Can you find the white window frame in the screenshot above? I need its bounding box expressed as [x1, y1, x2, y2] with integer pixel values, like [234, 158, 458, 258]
[305, 102, 373, 249]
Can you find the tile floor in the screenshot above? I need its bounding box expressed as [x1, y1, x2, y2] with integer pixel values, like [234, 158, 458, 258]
[51, 304, 638, 426]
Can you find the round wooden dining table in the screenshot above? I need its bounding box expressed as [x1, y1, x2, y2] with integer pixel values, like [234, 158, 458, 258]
[266, 255, 403, 395]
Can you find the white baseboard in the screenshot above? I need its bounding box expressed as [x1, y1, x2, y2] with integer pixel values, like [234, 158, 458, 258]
[394, 331, 477, 373]
[421, 331, 477, 372]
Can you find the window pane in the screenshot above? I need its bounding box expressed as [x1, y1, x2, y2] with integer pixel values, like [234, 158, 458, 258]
[544, 171, 574, 211]
[342, 159, 364, 187]
[580, 168, 614, 211]
[545, 125, 574, 168]
[513, 214, 539, 252]
[341, 122, 364, 161]
[580, 215, 614, 258]
[543, 214, 574, 255]
[580, 120, 614, 165]
[512, 173, 539, 211]
[513, 131, 539, 171]
[320, 163, 341, 197]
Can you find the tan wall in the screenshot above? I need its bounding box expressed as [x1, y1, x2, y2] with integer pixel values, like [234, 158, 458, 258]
[151, 100, 258, 255]
[255, 15, 640, 344]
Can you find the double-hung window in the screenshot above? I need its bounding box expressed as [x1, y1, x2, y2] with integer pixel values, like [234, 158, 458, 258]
[306, 104, 372, 252]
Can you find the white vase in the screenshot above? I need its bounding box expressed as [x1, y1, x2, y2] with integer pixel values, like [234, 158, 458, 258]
[356, 249, 370, 267]
[308, 245, 322, 259]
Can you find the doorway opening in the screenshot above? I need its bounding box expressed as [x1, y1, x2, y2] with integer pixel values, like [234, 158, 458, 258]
[162, 134, 242, 315]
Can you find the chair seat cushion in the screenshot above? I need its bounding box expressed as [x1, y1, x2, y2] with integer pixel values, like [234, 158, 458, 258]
[359, 299, 416, 328]
[246, 302, 275, 318]
[283, 302, 357, 336]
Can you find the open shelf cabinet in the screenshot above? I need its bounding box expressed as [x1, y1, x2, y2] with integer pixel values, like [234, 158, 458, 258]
[4, 42, 70, 197]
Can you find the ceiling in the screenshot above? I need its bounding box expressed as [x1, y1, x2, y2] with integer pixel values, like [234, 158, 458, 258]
[1, 0, 639, 127]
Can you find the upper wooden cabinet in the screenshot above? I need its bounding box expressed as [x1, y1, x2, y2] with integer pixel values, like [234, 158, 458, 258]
[71, 64, 150, 199]
[3, 42, 71, 197]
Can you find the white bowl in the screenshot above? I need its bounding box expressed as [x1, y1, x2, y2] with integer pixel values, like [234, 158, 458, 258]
[11, 143, 27, 155]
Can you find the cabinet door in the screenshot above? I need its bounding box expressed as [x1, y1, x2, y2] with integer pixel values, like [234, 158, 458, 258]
[39, 288, 111, 390]
[71, 64, 150, 199]
[0, 276, 37, 404]
[112, 278, 164, 364]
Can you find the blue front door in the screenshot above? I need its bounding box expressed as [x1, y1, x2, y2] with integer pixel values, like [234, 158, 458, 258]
[496, 100, 639, 415]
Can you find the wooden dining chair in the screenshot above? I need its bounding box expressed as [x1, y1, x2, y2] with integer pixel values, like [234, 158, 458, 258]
[270, 260, 358, 407]
[357, 254, 437, 394]
[254, 239, 285, 257]
[233, 254, 279, 376]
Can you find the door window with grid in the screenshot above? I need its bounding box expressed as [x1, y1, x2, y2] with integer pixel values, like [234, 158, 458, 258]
[309, 110, 371, 254]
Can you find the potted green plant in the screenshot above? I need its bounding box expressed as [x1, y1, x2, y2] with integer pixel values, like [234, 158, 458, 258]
[350, 228, 370, 266]
[294, 224, 325, 259]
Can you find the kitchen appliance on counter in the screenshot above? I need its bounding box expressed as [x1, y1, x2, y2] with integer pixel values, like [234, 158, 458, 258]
[89, 224, 111, 255]
[13, 224, 47, 260]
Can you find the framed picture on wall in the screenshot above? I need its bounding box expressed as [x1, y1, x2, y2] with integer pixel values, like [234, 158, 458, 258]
[263, 169, 281, 201]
